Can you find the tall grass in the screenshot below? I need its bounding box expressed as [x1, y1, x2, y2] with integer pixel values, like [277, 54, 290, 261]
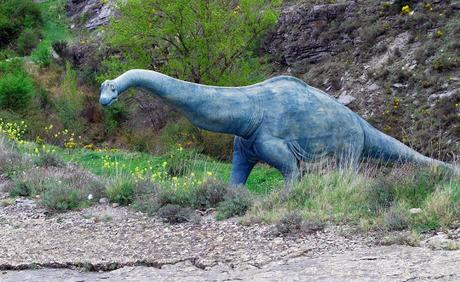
[246, 160, 459, 232]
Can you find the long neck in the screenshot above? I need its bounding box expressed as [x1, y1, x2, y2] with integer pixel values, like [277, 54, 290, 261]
[114, 69, 260, 137]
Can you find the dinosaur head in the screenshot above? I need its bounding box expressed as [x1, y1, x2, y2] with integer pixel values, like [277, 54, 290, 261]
[99, 80, 119, 106]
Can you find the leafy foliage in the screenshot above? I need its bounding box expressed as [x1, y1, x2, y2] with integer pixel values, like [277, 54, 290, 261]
[107, 178, 135, 205]
[54, 62, 85, 132]
[0, 0, 43, 48]
[0, 60, 35, 111]
[101, 0, 281, 86]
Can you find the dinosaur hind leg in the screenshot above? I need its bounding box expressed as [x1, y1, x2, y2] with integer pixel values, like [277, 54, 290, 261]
[257, 139, 300, 184]
[230, 138, 257, 186]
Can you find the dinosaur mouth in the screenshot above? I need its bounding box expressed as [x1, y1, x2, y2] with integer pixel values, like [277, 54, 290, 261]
[102, 97, 118, 106]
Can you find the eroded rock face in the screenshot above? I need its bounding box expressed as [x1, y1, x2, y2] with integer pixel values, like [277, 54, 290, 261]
[264, 2, 358, 73]
[67, 0, 113, 30]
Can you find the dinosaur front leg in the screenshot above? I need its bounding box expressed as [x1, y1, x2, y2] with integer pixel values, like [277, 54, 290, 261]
[230, 138, 257, 186]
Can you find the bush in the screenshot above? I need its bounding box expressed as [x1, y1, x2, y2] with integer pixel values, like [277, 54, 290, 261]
[216, 187, 252, 220]
[0, 72, 35, 111]
[0, 0, 43, 48]
[34, 152, 64, 168]
[106, 178, 135, 205]
[10, 181, 34, 197]
[55, 62, 85, 132]
[165, 146, 198, 177]
[41, 174, 104, 211]
[31, 44, 52, 68]
[274, 212, 325, 235]
[190, 179, 228, 210]
[16, 28, 41, 56]
[157, 204, 196, 224]
[42, 183, 81, 211]
[0, 150, 29, 177]
[383, 207, 408, 231]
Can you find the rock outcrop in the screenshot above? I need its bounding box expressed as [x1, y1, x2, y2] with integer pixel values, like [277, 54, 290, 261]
[67, 0, 113, 30]
[264, 2, 358, 73]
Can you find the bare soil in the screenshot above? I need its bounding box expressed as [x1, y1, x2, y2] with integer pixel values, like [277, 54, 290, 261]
[1, 193, 460, 281]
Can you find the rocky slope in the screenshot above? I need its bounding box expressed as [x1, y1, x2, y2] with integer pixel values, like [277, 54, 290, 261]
[264, 0, 460, 160]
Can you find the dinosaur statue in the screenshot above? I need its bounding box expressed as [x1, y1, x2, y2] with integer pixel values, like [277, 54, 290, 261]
[100, 69, 453, 185]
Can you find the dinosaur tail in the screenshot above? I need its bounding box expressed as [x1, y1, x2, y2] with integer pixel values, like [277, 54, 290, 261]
[357, 117, 455, 171]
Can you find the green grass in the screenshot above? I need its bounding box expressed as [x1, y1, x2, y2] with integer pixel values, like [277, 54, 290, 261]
[6, 134, 460, 232]
[19, 143, 283, 194]
[32, 0, 70, 59]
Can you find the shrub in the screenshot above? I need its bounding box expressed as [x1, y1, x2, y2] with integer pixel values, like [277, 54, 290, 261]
[16, 28, 41, 56]
[106, 178, 135, 205]
[190, 179, 228, 210]
[34, 152, 64, 168]
[55, 62, 85, 132]
[0, 0, 43, 48]
[31, 44, 51, 68]
[274, 212, 325, 235]
[0, 150, 29, 177]
[9, 181, 34, 197]
[42, 183, 81, 211]
[133, 193, 161, 216]
[157, 204, 196, 224]
[275, 212, 303, 235]
[165, 146, 197, 177]
[383, 207, 408, 231]
[216, 187, 252, 220]
[41, 175, 104, 211]
[0, 72, 35, 111]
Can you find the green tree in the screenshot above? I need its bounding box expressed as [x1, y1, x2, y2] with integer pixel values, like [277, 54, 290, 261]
[100, 0, 281, 86]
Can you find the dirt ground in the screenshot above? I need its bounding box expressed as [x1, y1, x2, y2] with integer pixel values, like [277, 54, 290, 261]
[1, 194, 460, 281]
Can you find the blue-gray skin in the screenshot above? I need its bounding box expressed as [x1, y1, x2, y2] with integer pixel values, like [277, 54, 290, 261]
[100, 69, 454, 185]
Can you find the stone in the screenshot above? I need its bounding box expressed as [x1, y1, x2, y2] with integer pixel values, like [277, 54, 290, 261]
[15, 199, 36, 209]
[337, 94, 356, 105]
[422, 234, 460, 251]
[112, 203, 119, 208]
[392, 83, 407, 89]
[99, 197, 109, 204]
[367, 83, 380, 91]
[451, 2, 460, 10]
[409, 208, 422, 215]
[67, 0, 113, 31]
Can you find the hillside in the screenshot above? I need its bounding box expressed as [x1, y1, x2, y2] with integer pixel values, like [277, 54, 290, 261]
[50, 0, 460, 162]
[264, 0, 460, 161]
[1, 1, 460, 280]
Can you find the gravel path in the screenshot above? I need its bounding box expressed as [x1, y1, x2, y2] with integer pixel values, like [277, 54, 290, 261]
[1, 195, 460, 281]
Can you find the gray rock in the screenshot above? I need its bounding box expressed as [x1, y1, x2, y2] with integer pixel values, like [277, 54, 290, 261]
[409, 208, 422, 214]
[421, 233, 460, 250]
[15, 199, 36, 209]
[392, 83, 407, 89]
[337, 94, 356, 105]
[368, 83, 380, 91]
[451, 2, 460, 10]
[99, 197, 109, 204]
[67, 0, 113, 30]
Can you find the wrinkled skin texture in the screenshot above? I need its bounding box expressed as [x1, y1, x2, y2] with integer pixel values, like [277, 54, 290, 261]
[100, 70, 451, 185]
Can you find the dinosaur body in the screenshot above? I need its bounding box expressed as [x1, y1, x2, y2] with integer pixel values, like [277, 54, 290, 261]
[100, 69, 451, 185]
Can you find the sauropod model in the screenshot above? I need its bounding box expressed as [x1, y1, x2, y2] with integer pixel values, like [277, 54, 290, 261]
[100, 69, 454, 185]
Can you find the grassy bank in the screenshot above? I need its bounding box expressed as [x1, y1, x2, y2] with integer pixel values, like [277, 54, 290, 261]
[1, 119, 459, 233]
